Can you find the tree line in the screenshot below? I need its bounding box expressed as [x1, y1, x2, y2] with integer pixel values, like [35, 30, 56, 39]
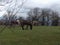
[27, 7, 60, 26]
[0, 7, 60, 26]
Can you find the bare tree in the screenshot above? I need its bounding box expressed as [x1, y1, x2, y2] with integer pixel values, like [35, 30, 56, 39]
[0, 0, 27, 33]
[41, 8, 52, 26]
[3, 0, 27, 25]
[51, 11, 59, 26]
[28, 7, 41, 21]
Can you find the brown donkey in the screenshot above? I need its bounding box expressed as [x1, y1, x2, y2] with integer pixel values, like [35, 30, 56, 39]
[20, 20, 33, 30]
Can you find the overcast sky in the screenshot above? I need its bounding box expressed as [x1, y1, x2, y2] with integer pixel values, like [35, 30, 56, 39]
[0, 0, 60, 17]
[25, 0, 60, 7]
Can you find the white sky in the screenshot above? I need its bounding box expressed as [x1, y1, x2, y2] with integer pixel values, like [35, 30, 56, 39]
[0, 0, 60, 17]
[24, 0, 60, 8]
[0, 0, 60, 9]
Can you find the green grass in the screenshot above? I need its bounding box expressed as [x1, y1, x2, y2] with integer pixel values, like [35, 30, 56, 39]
[0, 26, 60, 45]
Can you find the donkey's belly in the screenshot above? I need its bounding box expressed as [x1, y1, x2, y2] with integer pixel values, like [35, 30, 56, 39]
[23, 22, 31, 25]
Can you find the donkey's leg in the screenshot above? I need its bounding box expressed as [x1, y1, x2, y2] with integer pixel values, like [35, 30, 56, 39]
[21, 24, 24, 30]
[30, 24, 32, 30]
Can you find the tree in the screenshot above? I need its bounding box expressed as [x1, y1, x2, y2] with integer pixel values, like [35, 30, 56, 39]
[41, 8, 52, 26]
[3, 0, 27, 25]
[51, 11, 59, 26]
[28, 7, 41, 21]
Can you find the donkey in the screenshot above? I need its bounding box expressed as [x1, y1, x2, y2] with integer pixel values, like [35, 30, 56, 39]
[20, 20, 33, 30]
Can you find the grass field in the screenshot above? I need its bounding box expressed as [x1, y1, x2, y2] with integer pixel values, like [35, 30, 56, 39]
[0, 26, 60, 45]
